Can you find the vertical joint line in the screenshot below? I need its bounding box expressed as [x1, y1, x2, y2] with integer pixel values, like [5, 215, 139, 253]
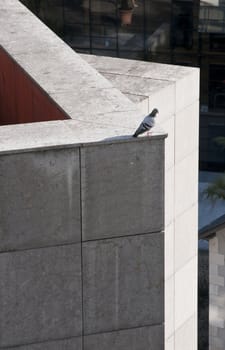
[79, 147, 84, 349]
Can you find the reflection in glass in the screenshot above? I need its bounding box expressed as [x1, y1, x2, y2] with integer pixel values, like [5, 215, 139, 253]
[199, 1, 225, 33]
[64, 0, 90, 24]
[210, 33, 225, 51]
[209, 65, 225, 111]
[172, 1, 193, 50]
[145, 1, 171, 55]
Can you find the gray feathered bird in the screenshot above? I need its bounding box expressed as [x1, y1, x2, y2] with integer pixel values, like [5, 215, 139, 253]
[133, 108, 159, 137]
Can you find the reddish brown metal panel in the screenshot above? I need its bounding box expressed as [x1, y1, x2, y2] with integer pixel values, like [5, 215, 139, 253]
[0, 49, 17, 125]
[15, 64, 33, 124]
[0, 47, 68, 125]
[31, 83, 67, 123]
[48, 103, 69, 121]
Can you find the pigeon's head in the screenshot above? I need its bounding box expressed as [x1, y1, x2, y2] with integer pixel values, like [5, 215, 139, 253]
[151, 108, 159, 117]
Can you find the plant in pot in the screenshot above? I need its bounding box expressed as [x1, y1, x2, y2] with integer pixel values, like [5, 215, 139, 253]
[118, 0, 135, 25]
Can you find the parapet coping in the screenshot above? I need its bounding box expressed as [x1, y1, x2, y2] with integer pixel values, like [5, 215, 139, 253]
[81, 53, 198, 82]
[0, 120, 167, 155]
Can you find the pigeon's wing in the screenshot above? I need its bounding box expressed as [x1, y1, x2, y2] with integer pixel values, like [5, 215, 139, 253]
[143, 115, 155, 127]
[133, 122, 151, 137]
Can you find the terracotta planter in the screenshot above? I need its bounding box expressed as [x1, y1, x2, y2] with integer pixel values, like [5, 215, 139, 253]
[119, 8, 133, 25]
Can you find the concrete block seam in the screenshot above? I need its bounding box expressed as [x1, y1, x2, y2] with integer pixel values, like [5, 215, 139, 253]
[0, 335, 82, 350]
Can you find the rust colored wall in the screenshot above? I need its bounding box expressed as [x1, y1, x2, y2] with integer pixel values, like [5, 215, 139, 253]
[0, 48, 69, 125]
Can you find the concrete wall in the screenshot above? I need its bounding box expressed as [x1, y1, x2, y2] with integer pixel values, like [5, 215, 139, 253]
[0, 136, 165, 349]
[209, 232, 225, 350]
[83, 54, 199, 350]
[0, 2, 199, 349]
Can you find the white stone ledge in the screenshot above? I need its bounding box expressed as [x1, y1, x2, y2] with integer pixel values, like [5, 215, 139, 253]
[0, 120, 166, 155]
[82, 54, 198, 82]
[82, 54, 200, 116]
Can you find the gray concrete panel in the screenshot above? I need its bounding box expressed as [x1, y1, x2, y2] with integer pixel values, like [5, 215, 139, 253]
[3, 337, 82, 350]
[84, 325, 163, 350]
[81, 139, 164, 241]
[0, 148, 80, 251]
[83, 233, 164, 334]
[0, 244, 82, 348]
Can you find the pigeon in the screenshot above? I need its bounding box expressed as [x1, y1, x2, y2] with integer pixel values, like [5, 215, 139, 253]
[133, 108, 159, 138]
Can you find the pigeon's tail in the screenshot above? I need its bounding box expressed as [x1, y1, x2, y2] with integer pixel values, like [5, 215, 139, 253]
[132, 133, 137, 138]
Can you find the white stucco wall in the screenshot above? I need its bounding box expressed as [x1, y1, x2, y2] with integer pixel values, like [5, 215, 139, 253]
[83, 54, 199, 350]
[157, 68, 199, 350]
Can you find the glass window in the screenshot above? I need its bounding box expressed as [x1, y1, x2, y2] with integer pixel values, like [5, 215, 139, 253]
[91, 0, 117, 24]
[172, 54, 199, 67]
[118, 50, 145, 60]
[64, 23, 90, 48]
[172, 1, 194, 50]
[92, 35, 117, 49]
[209, 65, 225, 111]
[210, 33, 225, 51]
[118, 30, 144, 51]
[92, 49, 117, 57]
[145, 0, 171, 54]
[64, 0, 90, 24]
[199, 2, 225, 34]
[146, 52, 172, 64]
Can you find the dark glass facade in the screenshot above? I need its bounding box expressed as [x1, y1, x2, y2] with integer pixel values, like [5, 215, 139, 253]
[20, 0, 225, 171]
